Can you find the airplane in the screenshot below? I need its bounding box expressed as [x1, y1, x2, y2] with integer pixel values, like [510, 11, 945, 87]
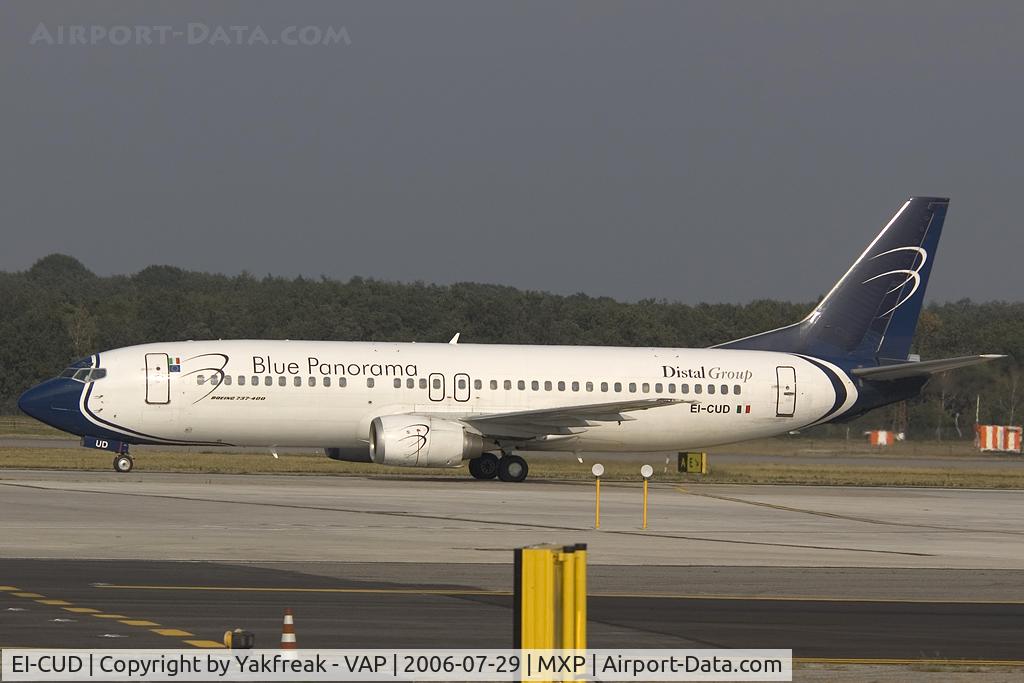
[18, 197, 1004, 481]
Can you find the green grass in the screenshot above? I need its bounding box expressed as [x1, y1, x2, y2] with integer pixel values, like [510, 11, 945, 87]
[3, 447, 1024, 488]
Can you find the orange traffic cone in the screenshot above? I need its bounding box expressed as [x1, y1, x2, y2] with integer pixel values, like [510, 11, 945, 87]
[281, 608, 297, 650]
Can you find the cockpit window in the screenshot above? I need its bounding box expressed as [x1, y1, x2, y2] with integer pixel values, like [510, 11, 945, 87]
[65, 367, 106, 382]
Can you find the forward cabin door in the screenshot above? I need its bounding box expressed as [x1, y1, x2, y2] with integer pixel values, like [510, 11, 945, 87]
[775, 366, 796, 417]
[145, 353, 171, 405]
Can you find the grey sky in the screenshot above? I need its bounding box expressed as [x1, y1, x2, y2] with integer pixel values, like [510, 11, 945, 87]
[2, 1, 1022, 304]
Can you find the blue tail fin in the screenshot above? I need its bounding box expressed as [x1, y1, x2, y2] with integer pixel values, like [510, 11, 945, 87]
[717, 197, 949, 363]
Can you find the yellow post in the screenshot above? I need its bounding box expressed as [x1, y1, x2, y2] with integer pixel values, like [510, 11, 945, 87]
[516, 544, 587, 653]
[642, 478, 648, 529]
[640, 464, 653, 529]
[573, 545, 587, 649]
[559, 549, 575, 648]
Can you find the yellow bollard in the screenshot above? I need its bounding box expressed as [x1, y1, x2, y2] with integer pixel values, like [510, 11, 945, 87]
[641, 464, 653, 529]
[573, 544, 587, 648]
[515, 544, 588, 651]
[559, 549, 575, 648]
[642, 479, 648, 529]
[591, 463, 604, 529]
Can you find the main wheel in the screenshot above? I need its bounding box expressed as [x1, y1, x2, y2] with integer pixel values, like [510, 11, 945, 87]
[113, 454, 134, 473]
[468, 453, 500, 480]
[497, 454, 528, 483]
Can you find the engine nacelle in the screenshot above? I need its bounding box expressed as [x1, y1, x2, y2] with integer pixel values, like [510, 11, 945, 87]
[370, 415, 484, 467]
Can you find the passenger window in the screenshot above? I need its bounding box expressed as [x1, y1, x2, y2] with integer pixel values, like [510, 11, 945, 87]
[198, 375, 205, 385]
[324, 377, 332, 387]
[367, 378, 375, 388]
[734, 385, 742, 395]
[694, 384, 702, 395]
[340, 377, 348, 388]
[458, 378, 467, 390]
[393, 378, 402, 388]
[601, 382, 608, 392]
[558, 381, 566, 391]
[642, 383, 650, 393]
[668, 384, 676, 394]
[721, 384, 728, 395]
[682, 384, 690, 394]
[518, 380, 526, 390]
[571, 381, 579, 392]
[585, 382, 593, 392]
[293, 376, 302, 387]
[628, 382, 637, 393]
[223, 376, 232, 386]
[655, 383, 662, 393]
[614, 382, 622, 392]
[490, 380, 498, 390]
[265, 376, 272, 386]
[407, 378, 415, 388]
[544, 381, 552, 391]
[306, 377, 314, 387]
[279, 376, 287, 386]
[210, 375, 220, 386]
[238, 376, 246, 386]
[504, 380, 512, 390]
[475, 379, 483, 390]
[531, 381, 539, 391]
[708, 384, 716, 395]
[432, 378, 441, 389]
[418, 378, 426, 389]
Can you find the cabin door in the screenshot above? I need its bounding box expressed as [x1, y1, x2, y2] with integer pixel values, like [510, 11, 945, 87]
[775, 366, 796, 417]
[145, 353, 171, 405]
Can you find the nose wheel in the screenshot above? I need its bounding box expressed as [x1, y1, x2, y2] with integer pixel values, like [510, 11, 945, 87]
[113, 454, 134, 473]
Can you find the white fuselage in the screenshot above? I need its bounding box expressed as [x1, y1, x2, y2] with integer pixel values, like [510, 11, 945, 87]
[80, 340, 858, 453]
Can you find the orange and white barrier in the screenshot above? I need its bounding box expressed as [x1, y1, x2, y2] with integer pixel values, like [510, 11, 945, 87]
[281, 607, 297, 649]
[976, 425, 1022, 453]
[866, 430, 895, 447]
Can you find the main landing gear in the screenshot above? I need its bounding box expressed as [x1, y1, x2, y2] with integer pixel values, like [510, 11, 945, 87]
[468, 453, 529, 483]
[113, 453, 134, 473]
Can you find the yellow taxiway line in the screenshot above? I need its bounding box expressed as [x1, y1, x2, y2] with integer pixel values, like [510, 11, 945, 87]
[95, 584, 1024, 604]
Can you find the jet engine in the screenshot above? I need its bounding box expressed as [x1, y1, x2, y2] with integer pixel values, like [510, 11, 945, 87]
[369, 415, 484, 467]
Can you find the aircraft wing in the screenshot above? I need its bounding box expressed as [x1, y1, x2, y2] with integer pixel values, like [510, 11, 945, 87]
[460, 398, 689, 439]
[851, 354, 1006, 381]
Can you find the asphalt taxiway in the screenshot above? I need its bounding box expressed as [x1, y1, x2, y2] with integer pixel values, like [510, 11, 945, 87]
[1, 470, 1023, 666]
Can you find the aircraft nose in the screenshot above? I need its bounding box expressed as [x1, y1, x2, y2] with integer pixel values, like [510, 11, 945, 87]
[18, 379, 83, 427]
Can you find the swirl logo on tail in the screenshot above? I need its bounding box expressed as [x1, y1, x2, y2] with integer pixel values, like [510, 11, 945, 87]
[862, 246, 927, 317]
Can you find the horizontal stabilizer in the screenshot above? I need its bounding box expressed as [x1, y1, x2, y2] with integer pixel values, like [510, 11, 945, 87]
[851, 354, 1006, 381]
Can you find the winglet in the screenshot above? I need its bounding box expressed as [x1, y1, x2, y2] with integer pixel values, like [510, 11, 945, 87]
[448, 333, 460, 345]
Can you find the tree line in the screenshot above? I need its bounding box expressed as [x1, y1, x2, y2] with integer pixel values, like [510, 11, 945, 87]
[1, 254, 1019, 438]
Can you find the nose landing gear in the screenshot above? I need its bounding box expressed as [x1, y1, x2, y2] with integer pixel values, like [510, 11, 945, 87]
[113, 454, 134, 473]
